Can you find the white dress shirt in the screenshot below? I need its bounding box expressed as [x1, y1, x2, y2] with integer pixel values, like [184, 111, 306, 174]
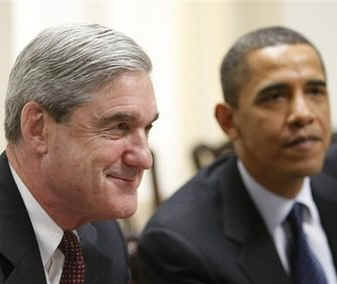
[9, 164, 65, 284]
[238, 160, 337, 284]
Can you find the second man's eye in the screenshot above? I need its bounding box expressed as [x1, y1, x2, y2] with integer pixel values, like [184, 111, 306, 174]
[255, 84, 289, 105]
[307, 86, 327, 97]
[305, 80, 327, 98]
[256, 90, 287, 104]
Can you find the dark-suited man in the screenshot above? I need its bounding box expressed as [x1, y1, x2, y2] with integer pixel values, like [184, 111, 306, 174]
[1, 24, 158, 284]
[138, 26, 337, 284]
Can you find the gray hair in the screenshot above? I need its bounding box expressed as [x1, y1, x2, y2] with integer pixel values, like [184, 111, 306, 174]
[5, 23, 152, 143]
[220, 26, 326, 108]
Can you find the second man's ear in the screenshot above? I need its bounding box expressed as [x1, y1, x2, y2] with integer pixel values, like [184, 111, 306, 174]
[214, 103, 240, 141]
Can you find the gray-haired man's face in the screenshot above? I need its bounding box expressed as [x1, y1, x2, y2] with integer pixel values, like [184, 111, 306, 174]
[41, 71, 158, 220]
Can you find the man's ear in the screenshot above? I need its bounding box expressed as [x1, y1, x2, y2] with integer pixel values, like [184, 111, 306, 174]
[20, 101, 48, 154]
[215, 103, 240, 141]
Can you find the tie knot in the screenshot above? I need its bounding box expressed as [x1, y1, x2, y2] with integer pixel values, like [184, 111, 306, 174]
[59, 231, 86, 284]
[59, 231, 82, 262]
[288, 202, 304, 225]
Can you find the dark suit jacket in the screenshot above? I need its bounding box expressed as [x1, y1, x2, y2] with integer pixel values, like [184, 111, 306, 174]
[138, 154, 337, 284]
[0, 152, 129, 284]
[323, 143, 337, 179]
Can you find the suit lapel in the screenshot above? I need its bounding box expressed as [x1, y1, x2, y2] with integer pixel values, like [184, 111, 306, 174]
[4, 250, 46, 284]
[219, 158, 290, 284]
[0, 152, 46, 283]
[238, 230, 289, 284]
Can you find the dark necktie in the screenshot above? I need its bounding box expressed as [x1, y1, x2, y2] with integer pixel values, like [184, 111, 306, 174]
[59, 231, 86, 284]
[286, 203, 328, 284]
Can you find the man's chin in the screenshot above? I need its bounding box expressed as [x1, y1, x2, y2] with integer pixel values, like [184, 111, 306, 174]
[95, 207, 136, 221]
[115, 210, 137, 220]
[291, 164, 324, 178]
[112, 199, 138, 219]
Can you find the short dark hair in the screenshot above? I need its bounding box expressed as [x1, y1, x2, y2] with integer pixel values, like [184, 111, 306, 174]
[220, 26, 326, 107]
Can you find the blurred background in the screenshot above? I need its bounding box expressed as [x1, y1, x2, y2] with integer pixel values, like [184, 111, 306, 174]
[1, 0, 337, 234]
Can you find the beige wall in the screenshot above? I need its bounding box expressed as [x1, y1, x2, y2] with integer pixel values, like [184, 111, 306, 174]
[2, 0, 337, 231]
[0, 1, 13, 150]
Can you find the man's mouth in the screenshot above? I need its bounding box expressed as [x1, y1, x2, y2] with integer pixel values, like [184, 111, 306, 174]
[282, 135, 321, 148]
[104, 168, 140, 182]
[106, 174, 137, 182]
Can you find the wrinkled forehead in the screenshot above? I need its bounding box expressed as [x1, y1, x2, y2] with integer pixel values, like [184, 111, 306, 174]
[81, 71, 157, 122]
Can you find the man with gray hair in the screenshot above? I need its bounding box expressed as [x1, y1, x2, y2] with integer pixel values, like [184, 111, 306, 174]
[0, 24, 158, 284]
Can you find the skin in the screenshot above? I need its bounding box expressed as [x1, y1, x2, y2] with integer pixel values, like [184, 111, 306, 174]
[7, 71, 158, 229]
[215, 44, 331, 198]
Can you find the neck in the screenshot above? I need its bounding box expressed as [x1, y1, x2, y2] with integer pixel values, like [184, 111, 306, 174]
[6, 144, 87, 230]
[240, 160, 304, 199]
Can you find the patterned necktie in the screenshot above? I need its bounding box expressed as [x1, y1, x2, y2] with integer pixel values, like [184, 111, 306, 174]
[286, 203, 328, 284]
[59, 231, 86, 284]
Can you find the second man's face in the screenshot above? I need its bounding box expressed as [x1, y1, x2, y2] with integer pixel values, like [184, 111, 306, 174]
[228, 44, 330, 192]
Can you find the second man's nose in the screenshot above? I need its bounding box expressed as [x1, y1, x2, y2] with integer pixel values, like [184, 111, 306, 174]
[287, 93, 314, 128]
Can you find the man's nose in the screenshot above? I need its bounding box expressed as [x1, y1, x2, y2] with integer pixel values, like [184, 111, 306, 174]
[123, 132, 153, 170]
[287, 92, 314, 128]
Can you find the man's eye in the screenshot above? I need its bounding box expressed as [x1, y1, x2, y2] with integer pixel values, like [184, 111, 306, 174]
[307, 86, 326, 97]
[117, 122, 130, 131]
[257, 90, 286, 104]
[268, 92, 284, 100]
[255, 84, 289, 105]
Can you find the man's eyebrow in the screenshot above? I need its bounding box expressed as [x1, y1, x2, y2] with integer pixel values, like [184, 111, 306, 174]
[306, 79, 327, 88]
[259, 83, 288, 94]
[97, 112, 136, 127]
[255, 83, 288, 100]
[97, 112, 159, 127]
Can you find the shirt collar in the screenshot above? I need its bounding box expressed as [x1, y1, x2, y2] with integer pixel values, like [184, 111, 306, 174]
[9, 164, 64, 268]
[237, 160, 317, 234]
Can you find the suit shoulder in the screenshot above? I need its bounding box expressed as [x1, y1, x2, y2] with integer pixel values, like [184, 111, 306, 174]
[323, 143, 337, 179]
[143, 155, 236, 235]
[89, 220, 125, 246]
